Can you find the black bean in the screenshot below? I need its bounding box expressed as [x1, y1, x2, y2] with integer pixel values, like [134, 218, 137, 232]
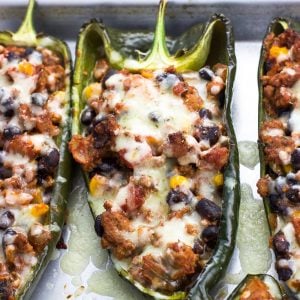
[198, 126, 220, 146]
[38, 148, 60, 177]
[269, 194, 288, 215]
[196, 198, 222, 222]
[92, 115, 106, 127]
[166, 190, 189, 206]
[193, 239, 204, 255]
[286, 188, 300, 203]
[0, 279, 12, 300]
[0, 211, 14, 230]
[3, 126, 21, 140]
[263, 60, 274, 74]
[31, 93, 47, 106]
[148, 112, 160, 123]
[92, 116, 111, 149]
[156, 73, 168, 82]
[96, 157, 119, 174]
[3, 108, 14, 118]
[2, 228, 17, 247]
[24, 47, 34, 57]
[0, 167, 12, 180]
[199, 67, 214, 81]
[102, 69, 118, 88]
[199, 108, 212, 119]
[46, 148, 60, 168]
[94, 215, 104, 237]
[276, 263, 293, 281]
[1, 97, 15, 118]
[273, 231, 290, 258]
[81, 108, 96, 126]
[7, 52, 19, 61]
[201, 225, 219, 248]
[286, 173, 297, 185]
[86, 124, 93, 135]
[291, 148, 300, 171]
[219, 90, 225, 108]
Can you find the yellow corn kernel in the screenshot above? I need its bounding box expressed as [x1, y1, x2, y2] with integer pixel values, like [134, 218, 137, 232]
[31, 203, 49, 217]
[146, 136, 160, 146]
[269, 46, 289, 58]
[283, 164, 292, 174]
[18, 61, 35, 76]
[89, 174, 107, 197]
[293, 210, 300, 219]
[82, 82, 102, 102]
[169, 175, 187, 189]
[213, 172, 224, 187]
[141, 69, 153, 79]
[32, 188, 43, 203]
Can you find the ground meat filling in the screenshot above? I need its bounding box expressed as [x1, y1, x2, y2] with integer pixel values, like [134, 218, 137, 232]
[238, 277, 275, 300]
[69, 60, 229, 294]
[257, 28, 300, 291]
[0, 45, 67, 298]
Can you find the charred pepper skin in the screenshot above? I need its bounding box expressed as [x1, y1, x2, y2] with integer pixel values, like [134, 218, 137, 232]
[258, 18, 300, 299]
[72, 1, 239, 299]
[0, 0, 72, 299]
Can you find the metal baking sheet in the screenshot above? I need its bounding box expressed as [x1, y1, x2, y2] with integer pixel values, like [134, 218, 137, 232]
[0, 1, 300, 299]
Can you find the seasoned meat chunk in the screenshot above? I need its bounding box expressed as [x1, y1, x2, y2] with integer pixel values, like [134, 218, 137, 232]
[69, 135, 103, 171]
[203, 146, 229, 170]
[260, 119, 285, 143]
[165, 242, 198, 280]
[164, 132, 189, 158]
[257, 176, 270, 198]
[28, 223, 51, 253]
[101, 210, 136, 259]
[5, 136, 36, 160]
[264, 136, 295, 166]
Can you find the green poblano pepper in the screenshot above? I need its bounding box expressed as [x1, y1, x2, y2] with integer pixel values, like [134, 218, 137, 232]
[72, 1, 239, 299]
[0, 0, 72, 299]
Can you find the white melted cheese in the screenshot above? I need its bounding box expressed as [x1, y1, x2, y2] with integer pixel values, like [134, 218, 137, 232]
[115, 74, 198, 140]
[115, 133, 152, 166]
[98, 70, 225, 281]
[47, 91, 67, 123]
[155, 212, 201, 249]
[25, 133, 57, 155]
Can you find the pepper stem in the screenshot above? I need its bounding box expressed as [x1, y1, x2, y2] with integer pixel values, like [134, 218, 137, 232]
[13, 0, 37, 45]
[145, 0, 169, 65]
[99, 0, 217, 72]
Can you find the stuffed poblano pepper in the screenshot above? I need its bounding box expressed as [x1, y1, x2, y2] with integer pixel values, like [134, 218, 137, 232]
[0, 0, 71, 299]
[257, 18, 300, 297]
[228, 274, 284, 300]
[70, 1, 239, 299]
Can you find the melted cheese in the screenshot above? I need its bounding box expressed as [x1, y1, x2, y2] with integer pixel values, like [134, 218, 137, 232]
[88, 68, 228, 291]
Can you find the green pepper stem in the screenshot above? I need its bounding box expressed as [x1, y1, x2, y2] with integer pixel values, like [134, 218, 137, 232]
[99, 0, 217, 72]
[13, 0, 37, 45]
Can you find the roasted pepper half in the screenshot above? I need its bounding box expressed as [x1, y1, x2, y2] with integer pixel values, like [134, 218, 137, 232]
[257, 18, 300, 298]
[71, 1, 239, 299]
[0, 0, 72, 299]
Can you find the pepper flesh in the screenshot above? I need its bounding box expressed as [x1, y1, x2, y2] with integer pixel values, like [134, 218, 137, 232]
[72, 1, 239, 299]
